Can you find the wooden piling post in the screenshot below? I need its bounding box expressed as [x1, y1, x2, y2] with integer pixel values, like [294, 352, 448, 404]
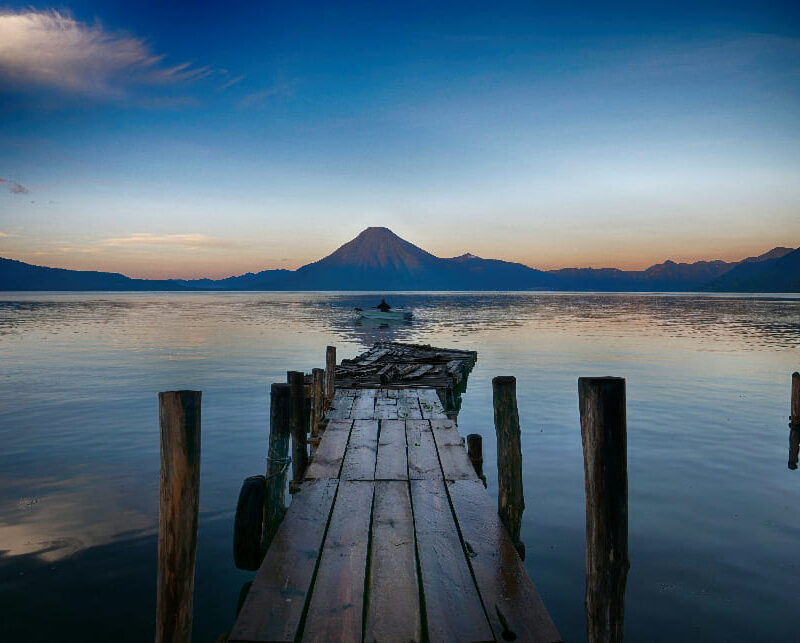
[311, 368, 325, 440]
[263, 383, 291, 552]
[156, 390, 201, 643]
[467, 433, 483, 477]
[791, 372, 800, 427]
[492, 376, 525, 559]
[325, 345, 336, 402]
[288, 371, 309, 488]
[579, 377, 629, 643]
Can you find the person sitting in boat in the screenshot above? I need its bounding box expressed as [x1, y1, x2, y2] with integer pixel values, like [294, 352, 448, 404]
[376, 298, 391, 312]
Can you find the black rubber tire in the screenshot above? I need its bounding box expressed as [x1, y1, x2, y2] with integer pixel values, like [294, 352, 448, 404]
[233, 475, 265, 570]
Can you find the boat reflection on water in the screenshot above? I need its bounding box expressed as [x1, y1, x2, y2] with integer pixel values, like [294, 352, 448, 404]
[348, 314, 414, 348]
[789, 425, 799, 470]
[354, 315, 412, 328]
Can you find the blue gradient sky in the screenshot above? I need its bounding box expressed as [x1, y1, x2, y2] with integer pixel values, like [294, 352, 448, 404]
[1, 1, 798, 278]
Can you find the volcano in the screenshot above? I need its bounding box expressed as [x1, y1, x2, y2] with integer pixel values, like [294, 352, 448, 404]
[273, 227, 555, 290]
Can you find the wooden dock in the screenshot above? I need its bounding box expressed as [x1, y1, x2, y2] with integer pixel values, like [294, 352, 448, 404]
[229, 356, 560, 642]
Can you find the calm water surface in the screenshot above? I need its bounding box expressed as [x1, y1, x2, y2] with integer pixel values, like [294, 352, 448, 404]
[1, 292, 798, 641]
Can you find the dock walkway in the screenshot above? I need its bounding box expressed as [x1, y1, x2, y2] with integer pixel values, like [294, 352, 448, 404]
[230, 382, 559, 642]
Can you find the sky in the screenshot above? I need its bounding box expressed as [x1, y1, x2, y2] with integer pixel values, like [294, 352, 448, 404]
[0, 1, 799, 279]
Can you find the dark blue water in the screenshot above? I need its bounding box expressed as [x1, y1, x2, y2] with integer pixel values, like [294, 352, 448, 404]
[1, 292, 798, 641]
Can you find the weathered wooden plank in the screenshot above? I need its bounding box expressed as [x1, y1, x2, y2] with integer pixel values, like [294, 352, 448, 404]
[365, 481, 422, 643]
[301, 480, 374, 643]
[304, 420, 353, 480]
[374, 396, 399, 419]
[418, 388, 447, 419]
[341, 419, 378, 480]
[411, 479, 494, 642]
[375, 419, 408, 480]
[351, 388, 378, 419]
[430, 418, 478, 481]
[230, 479, 339, 643]
[406, 420, 442, 480]
[449, 480, 561, 643]
[326, 391, 355, 420]
[397, 392, 423, 419]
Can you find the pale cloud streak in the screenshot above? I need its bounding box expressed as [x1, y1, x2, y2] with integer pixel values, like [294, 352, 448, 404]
[0, 9, 209, 98]
[102, 233, 239, 249]
[239, 82, 296, 108]
[218, 73, 246, 92]
[0, 177, 29, 194]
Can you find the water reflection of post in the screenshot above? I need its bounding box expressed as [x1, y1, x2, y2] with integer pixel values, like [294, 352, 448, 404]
[790, 372, 800, 470]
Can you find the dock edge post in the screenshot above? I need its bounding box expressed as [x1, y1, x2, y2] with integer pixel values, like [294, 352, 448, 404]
[579, 376, 629, 643]
[288, 371, 309, 490]
[467, 433, 484, 482]
[791, 371, 800, 427]
[325, 345, 336, 402]
[311, 367, 325, 442]
[156, 390, 201, 643]
[263, 383, 291, 552]
[492, 375, 525, 559]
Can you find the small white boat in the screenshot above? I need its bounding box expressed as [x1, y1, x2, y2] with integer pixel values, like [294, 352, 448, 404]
[355, 299, 412, 321]
[358, 308, 412, 321]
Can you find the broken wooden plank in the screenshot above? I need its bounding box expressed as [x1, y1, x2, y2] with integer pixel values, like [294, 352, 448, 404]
[406, 420, 442, 480]
[361, 348, 389, 364]
[304, 420, 353, 480]
[340, 419, 378, 480]
[411, 479, 494, 642]
[448, 479, 561, 642]
[230, 479, 339, 643]
[430, 418, 479, 481]
[404, 364, 435, 380]
[365, 481, 422, 643]
[301, 481, 374, 643]
[375, 419, 408, 480]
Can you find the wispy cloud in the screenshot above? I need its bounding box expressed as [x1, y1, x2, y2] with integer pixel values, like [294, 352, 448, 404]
[218, 73, 246, 92]
[0, 177, 29, 194]
[103, 233, 238, 249]
[0, 9, 209, 98]
[239, 82, 296, 108]
[0, 231, 11, 238]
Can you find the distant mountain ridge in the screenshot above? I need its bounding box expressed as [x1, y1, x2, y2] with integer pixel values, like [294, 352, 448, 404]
[704, 247, 800, 292]
[0, 257, 187, 291]
[1, 228, 797, 292]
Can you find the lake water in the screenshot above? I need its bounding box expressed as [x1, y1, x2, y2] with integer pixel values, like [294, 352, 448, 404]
[1, 292, 798, 642]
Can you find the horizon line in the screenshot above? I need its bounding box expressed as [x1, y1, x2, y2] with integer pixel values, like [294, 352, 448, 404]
[1, 239, 796, 281]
